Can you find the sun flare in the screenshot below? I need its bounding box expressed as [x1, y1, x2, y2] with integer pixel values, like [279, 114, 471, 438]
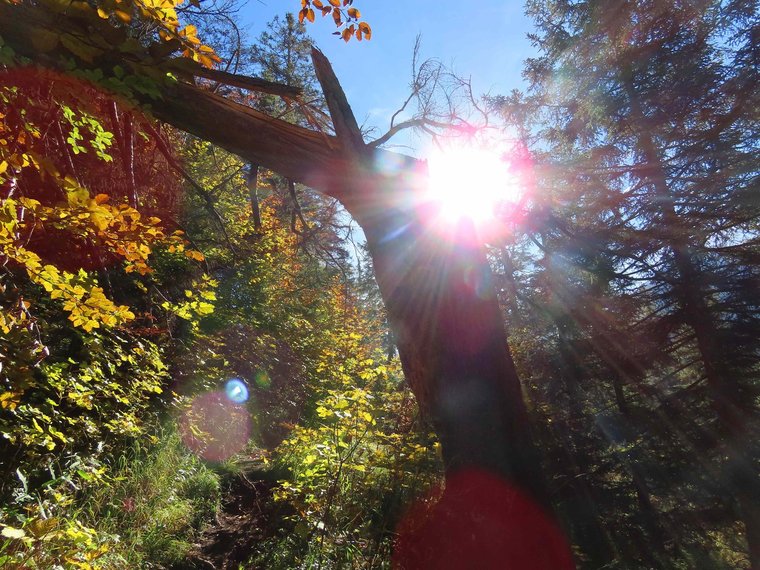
[425, 139, 524, 225]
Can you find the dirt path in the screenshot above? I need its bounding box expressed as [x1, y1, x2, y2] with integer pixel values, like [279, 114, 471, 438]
[187, 472, 277, 570]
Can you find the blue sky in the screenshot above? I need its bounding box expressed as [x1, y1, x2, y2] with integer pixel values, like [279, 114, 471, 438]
[239, 1, 537, 153]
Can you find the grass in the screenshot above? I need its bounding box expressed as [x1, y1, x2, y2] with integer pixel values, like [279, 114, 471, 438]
[80, 425, 222, 568]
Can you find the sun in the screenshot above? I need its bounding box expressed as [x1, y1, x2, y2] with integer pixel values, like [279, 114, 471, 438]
[425, 138, 524, 226]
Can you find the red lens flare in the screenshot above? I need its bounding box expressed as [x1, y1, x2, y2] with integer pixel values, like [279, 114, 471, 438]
[394, 469, 574, 570]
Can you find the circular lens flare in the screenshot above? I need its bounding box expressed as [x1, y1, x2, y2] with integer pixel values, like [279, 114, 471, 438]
[394, 469, 575, 569]
[253, 370, 271, 390]
[179, 391, 251, 462]
[224, 378, 249, 404]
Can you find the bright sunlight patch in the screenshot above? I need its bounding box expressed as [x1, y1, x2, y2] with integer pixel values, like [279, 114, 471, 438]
[425, 136, 525, 226]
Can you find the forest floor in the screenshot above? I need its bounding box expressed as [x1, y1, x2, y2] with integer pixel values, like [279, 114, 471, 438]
[188, 471, 277, 570]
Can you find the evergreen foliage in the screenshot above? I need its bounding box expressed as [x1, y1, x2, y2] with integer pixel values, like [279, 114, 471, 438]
[488, 0, 759, 566]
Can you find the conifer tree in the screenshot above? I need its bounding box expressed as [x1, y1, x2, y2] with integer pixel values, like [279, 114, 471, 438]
[512, 0, 760, 564]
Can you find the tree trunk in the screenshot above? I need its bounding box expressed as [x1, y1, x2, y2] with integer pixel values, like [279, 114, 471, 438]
[363, 209, 547, 500]
[246, 163, 262, 230]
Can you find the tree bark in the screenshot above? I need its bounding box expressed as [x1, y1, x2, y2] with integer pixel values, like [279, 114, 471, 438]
[246, 164, 262, 230]
[366, 209, 547, 499]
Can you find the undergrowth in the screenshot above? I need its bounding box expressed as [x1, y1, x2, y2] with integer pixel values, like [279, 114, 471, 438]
[0, 426, 221, 569]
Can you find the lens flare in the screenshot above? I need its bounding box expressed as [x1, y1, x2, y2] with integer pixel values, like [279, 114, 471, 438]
[462, 261, 492, 300]
[224, 378, 249, 404]
[394, 469, 574, 569]
[179, 391, 251, 462]
[253, 370, 271, 390]
[428, 147, 517, 222]
[423, 134, 532, 242]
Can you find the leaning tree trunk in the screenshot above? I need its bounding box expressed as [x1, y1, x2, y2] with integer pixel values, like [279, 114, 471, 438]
[307, 49, 548, 503]
[365, 207, 546, 496]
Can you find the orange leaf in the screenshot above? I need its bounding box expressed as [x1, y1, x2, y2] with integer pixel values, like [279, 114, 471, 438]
[307, 7, 315, 22]
[359, 22, 372, 40]
[342, 28, 352, 42]
[347, 7, 360, 18]
[115, 9, 132, 24]
[313, 0, 323, 6]
[332, 7, 341, 25]
[328, 0, 340, 6]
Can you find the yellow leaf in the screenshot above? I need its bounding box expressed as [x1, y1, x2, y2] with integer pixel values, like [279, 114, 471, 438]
[89, 209, 112, 231]
[0, 391, 21, 410]
[316, 406, 330, 418]
[32, 417, 43, 432]
[181, 24, 197, 38]
[196, 301, 214, 315]
[26, 517, 57, 538]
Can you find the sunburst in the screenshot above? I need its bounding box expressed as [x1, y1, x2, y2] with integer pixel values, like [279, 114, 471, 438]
[425, 137, 524, 226]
